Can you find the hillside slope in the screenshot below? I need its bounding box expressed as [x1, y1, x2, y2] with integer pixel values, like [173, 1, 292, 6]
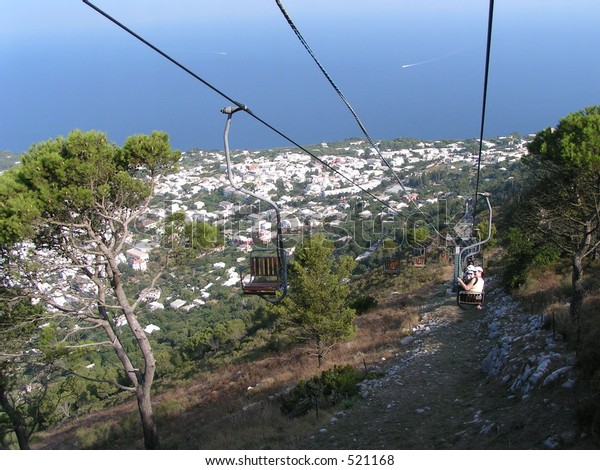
[304, 277, 596, 450]
[30, 269, 598, 450]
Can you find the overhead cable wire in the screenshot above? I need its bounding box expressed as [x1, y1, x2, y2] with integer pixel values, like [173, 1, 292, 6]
[274, 0, 446, 239]
[81, 0, 397, 213]
[82, 0, 244, 109]
[275, 0, 402, 188]
[472, 0, 495, 226]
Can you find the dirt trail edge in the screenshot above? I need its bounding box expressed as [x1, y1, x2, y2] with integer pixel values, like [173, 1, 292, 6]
[304, 277, 595, 450]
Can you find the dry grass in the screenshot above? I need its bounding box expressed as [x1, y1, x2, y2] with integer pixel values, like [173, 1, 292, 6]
[510, 259, 600, 442]
[32, 257, 600, 449]
[513, 264, 571, 314]
[28, 248, 600, 450]
[32, 261, 448, 450]
[166, 259, 600, 450]
[513, 260, 600, 340]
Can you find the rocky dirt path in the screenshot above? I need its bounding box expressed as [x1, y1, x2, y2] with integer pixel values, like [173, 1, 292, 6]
[303, 278, 595, 450]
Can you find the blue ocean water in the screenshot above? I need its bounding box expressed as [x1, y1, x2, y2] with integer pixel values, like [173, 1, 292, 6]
[1, 2, 599, 153]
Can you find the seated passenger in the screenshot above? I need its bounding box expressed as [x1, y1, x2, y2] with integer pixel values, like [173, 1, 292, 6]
[462, 265, 475, 282]
[457, 266, 484, 309]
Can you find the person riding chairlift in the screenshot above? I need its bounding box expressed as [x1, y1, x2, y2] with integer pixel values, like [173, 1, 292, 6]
[457, 266, 484, 310]
[462, 264, 476, 282]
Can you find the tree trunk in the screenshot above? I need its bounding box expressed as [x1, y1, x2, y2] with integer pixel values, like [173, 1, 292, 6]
[12, 421, 30, 450]
[0, 373, 30, 450]
[102, 320, 159, 449]
[137, 384, 159, 450]
[112, 279, 158, 449]
[570, 253, 585, 320]
[571, 252, 585, 349]
[123, 315, 158, 450]
[316, 337, 323, 369]
[100, 268, 159, 450]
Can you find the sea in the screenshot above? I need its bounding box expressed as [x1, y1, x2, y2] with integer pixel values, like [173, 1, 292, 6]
[1, 1, 599, 154]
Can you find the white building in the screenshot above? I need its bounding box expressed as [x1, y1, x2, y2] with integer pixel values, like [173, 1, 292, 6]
[144, 324, 161, 334]
[170, 299, 187, 309]
[131, 258, 147, 271]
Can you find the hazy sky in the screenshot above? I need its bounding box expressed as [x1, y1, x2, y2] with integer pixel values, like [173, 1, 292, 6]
[2, 0, 599, 153]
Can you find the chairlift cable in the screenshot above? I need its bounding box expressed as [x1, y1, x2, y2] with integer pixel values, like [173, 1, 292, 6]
[453, 1, 494, 301]
[472, 0, 495, 227]
[82, 0, 398, 213]
[275, 0, 446, 239]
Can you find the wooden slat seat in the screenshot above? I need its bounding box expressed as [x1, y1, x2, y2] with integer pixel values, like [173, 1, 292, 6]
[459, 291, 484, 303]
[457, 290, 484, 309]
[241, 255, 283, 296]
[383, 258, 401, 274]
[250, 256, 280, 277]
[241, 282, 279, 295]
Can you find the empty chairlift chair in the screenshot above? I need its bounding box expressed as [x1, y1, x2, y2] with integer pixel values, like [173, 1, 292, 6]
[383, 257, 401, 275]
[222, 106, 288, 303]
[240, 251, 286, 296]
[413, 247, 426, 268]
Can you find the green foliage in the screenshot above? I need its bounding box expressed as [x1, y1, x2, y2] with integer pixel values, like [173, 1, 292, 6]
[476, 219, 497, 248]
[278, 234, 357, 366]
[527, 106, 600, 171]
[0, 130, 181, 449]
[500, 227, 560, 290]
[349, 295, 379, 315]
[0, 173, 40, 244]
[163, 211, 221, 251]
[181, 319, 249, 361]
[280, 365, 381, 418]
[4, 128, 585, 445]
[120, 131, 180, 177]
[511, 106, 600, 318]
[407, 225, 431, 246]
[0, 295, 52, 448]
[381, 238, 398, 250]
[1, 130, 179, 245]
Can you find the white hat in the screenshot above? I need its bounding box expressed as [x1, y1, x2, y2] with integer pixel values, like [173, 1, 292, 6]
[475, 266, 483, 272]
[466, 264, 475, 271]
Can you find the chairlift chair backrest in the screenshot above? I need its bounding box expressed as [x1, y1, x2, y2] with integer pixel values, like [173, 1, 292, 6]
[383, 257, 401, 275]
[457, 290, 484, 310]
[250, 254, 281, 278]
[240, 250, 286, 297]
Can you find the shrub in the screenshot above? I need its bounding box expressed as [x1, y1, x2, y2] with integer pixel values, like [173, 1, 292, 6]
[350, 295, 379, 315]
[280, 365, 382, 418]
[75, 422, 113, 449]
[71, 410, 140, 449]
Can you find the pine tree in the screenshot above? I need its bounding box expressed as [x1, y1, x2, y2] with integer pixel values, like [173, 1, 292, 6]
[281, 234, 357, 368]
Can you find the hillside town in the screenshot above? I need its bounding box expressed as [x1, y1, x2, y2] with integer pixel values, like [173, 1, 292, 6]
[0, 134, 530, 327]
[141, 134, 527, 238]
[110, 134, 528, 314]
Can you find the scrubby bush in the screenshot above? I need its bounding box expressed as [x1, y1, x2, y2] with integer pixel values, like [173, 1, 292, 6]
[280, 365, 382, 418]
[349, 295, 379, 315]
